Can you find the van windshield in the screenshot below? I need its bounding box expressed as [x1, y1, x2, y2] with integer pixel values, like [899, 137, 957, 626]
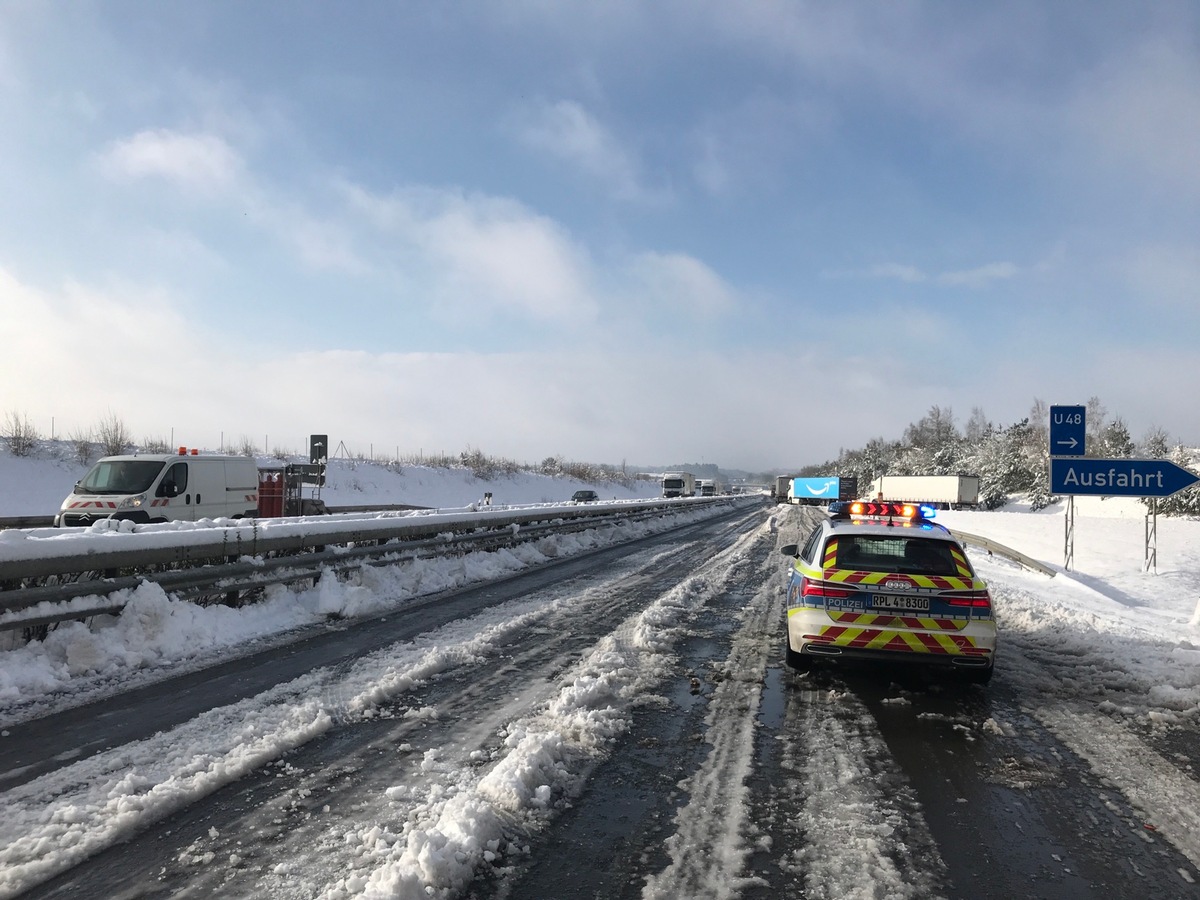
[75, 460, 165, 495]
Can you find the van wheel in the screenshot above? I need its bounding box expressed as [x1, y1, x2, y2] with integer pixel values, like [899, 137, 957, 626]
[785, 638, 812, 673]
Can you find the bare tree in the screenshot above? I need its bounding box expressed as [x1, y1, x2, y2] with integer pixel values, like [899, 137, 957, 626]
[1085, 396, 1108, 455]
[141, 435, 171, 453]
[903, 405, 959, 452]
[2, 411, 39, 457]
[238, 436, 258, 458]
[68, 427, 94, 465]
[964, 407, 992, 444]
[95, 412, 132, 457]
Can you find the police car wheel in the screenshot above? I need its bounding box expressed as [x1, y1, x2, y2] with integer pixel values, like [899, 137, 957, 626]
[961, 664, 994, 685]
[784, 639, 812, 673]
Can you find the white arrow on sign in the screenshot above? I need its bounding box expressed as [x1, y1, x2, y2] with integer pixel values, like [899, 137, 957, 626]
[1055, 437, 1079, 450]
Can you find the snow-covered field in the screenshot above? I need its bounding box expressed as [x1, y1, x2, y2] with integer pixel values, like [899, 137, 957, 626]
[0, 450, 663, 518]
[2, 448, 1200, 897]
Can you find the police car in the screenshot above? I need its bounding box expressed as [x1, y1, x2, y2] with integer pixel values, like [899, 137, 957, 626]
[779, 500, 996, 683]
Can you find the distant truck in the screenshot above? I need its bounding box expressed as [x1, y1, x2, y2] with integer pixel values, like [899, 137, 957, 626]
[772, 475, 794, 503]
[662, 472, 697, 498]
[869, 474, 981, 510]
[56, 450, 261, 526]
[788, 475, 859, 506]
[697, 478, 721, 497]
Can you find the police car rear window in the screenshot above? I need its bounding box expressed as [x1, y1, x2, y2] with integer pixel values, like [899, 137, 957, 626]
[834, 536, 959, 576]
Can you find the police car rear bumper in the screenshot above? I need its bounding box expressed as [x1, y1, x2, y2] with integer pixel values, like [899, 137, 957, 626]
[799, 642, 993, 668]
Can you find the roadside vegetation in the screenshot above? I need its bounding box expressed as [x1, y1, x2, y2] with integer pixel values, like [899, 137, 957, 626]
[776, 397, 1200, 515]
[5, 397, 1198, 509]
[0, 413, 652, 490]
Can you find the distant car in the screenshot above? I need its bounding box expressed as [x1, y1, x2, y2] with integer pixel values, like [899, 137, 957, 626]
[571, 490, 600, 503]
[779, 500, 996, 684]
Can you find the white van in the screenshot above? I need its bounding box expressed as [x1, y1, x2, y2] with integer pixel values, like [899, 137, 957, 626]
[55, 451, 260, 527]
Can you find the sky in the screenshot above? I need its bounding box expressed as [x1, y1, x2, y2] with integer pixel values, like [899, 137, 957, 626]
[1, 454, 1200, 897]
[2, 1, 1199, 472]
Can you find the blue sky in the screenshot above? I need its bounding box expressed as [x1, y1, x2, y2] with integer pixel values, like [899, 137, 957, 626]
[2, 1, 1198, 472]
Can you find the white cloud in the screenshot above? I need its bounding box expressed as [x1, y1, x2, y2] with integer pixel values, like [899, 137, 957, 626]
[629, 252, 737, 318]
[420, 193, 598, 325]
[0, 268, 249, 439]
[264, 201, 371, 276]
[936, 262, 1019, 288]
[867, 263, 927, 284]
[7, 263, 1200, 470]
[341, 183, 599, 325]
[98, 129, 243, 193]
[857, 261, 1018, 289]
[512, 99, 663, 203]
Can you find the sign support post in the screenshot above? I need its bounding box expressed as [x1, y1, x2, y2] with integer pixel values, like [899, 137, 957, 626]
[1064, 496, 1075, 572]
[1145, 500, 1158, 574]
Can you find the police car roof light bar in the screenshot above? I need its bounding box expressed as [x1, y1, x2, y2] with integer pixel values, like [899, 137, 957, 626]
[829, 500, 936, 522]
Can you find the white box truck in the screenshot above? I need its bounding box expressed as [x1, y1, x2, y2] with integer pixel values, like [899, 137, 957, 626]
[662, 472, 697, 498]
[56, 450, 261, 526]
[869, 475, 981, 510]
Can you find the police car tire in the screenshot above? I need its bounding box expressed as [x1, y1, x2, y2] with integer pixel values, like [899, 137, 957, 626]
[962, 665, 994, 685]
[784, 640, 812, 673]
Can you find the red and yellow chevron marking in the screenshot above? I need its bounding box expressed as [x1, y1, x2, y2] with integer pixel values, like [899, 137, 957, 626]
[826, 610, 965, 631]
[948, 545, 973, 578]
[821, 568, 982, 591]
[806, 625, 991, 657]
[818, 536, 979, 586]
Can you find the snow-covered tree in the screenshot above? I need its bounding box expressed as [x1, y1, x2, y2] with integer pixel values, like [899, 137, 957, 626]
[1141, 426, 1171, 459]
[1085, 396, 1108, 456]
[1099, 417, 1136, 459]
[1152, 444, 1200, 516]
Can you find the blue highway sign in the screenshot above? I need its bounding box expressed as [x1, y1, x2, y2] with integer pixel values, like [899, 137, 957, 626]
[1049, 405, 1086, 456]
[1050, 458, 1200, 498]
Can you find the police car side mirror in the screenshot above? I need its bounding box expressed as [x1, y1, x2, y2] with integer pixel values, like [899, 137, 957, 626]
[780, 544, 799, 558]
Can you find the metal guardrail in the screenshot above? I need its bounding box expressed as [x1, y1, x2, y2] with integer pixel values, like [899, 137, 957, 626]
[0, 516, 55, 530]
[948, 528, 1057, 577]
[0, 503, 428, 532]
[0, 497, 741, 631]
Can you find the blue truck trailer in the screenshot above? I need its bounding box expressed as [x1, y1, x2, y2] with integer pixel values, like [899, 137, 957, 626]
[788, 475, 859, 506]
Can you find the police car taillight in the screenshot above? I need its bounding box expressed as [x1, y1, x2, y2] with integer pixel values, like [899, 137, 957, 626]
[801, 576, 855, 599]
[945, 589, 992, 610]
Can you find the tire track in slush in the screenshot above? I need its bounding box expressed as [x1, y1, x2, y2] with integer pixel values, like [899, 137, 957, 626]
[18, 506, 766, 899]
